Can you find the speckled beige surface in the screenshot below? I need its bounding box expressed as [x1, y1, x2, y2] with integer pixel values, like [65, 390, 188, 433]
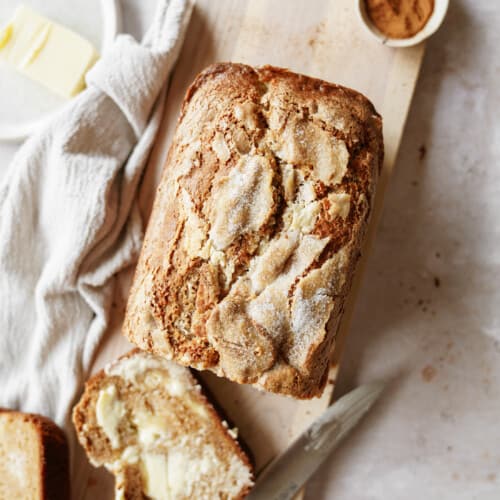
[306, 2, 500, 498]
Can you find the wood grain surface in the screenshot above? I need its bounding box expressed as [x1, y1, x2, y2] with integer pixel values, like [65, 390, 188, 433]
[86, 0, 425, 497]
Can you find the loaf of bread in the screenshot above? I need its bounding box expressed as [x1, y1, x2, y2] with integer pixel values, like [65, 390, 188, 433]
[0, 409, 70, 500]
[73, 350, 253, 500]
[124, 63, 383, 398]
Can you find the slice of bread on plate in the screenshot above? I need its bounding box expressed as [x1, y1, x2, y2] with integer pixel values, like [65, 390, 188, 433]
[0, 409, 70, 500]
[73, 349, 253, 499]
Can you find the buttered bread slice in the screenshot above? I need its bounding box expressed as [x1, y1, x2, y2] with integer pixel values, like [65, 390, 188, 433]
[73, 350, 253, 500]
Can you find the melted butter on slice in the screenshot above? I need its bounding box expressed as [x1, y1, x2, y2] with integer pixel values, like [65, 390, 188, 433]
[140, 446, 222, 500]
[98, 353, 250, 499]
[141, 453, 172, 500]
[133, 411, 170, 447]
[95, 385, 126, 449]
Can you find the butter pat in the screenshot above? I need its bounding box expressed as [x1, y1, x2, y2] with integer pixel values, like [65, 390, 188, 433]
[95, 385, 126, 449]
[0, 5, 98, 97]
[141, 453, 171, 500]
[133, 410, 170, 447]
[140, 447, 219, 499]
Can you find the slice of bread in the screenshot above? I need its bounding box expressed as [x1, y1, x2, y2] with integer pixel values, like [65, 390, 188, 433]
[73, 349, 253, 499]
[0, 409, 70, 500]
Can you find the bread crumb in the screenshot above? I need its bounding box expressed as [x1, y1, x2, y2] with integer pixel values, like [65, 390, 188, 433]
[421, 364, 437, 382]
[307, 22, 325, 48]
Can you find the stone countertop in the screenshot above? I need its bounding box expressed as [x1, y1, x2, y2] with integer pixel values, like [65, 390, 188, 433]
[306, 1, 500, 498]
[1, 1, 498, 498]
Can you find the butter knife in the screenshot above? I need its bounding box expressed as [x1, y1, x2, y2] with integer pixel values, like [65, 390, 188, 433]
[246, 382, 384, 500]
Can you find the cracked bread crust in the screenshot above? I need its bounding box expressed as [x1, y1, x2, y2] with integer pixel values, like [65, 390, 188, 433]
[124, 63, 383, 399]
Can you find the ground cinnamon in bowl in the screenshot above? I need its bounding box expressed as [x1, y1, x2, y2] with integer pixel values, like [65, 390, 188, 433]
[364, 0, 435, 39]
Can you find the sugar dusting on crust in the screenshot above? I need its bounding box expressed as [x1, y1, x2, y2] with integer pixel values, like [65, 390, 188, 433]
[291, 287, 331, 336]
[209, 155, 274, 250]
[288, 250, 349, 367]
[249, 231, 299, 294]
[289, 286, 334, 366]
[247, 299, 287, 342]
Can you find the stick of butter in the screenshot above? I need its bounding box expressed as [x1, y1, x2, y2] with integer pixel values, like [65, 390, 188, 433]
[0, 5, 99, 98]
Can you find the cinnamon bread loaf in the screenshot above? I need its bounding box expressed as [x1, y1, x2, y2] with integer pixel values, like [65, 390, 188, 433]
[124, 63, 383, 398]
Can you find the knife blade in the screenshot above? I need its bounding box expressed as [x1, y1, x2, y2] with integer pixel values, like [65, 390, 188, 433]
[246, 382, 385, 500]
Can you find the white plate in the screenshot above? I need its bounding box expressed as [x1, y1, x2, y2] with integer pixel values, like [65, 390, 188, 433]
[0, 0, 120, 142]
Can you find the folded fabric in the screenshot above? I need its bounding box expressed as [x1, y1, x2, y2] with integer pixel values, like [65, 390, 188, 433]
[0, 0, 193, 496]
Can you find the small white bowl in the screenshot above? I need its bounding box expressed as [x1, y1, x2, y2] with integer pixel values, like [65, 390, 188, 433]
[357, 0, 449, 47]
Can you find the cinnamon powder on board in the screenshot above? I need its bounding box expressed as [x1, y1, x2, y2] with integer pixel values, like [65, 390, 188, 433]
[365, 0, 434, 39]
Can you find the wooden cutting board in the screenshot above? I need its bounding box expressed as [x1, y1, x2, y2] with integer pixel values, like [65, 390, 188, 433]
[86, 0, 425, 497]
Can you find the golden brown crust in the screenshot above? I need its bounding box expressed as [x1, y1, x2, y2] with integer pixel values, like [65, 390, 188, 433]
[124, 63, 383, 399]
[73, 349, 253, 499]
[0, 409, 70, 500]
